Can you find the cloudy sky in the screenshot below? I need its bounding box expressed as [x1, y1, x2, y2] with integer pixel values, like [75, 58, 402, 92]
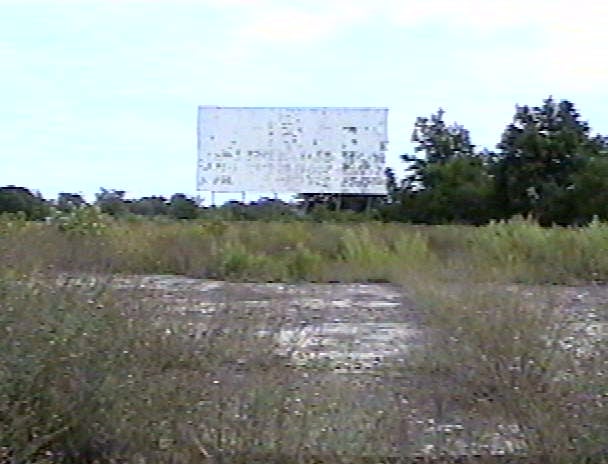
[2, 0, 607, 202]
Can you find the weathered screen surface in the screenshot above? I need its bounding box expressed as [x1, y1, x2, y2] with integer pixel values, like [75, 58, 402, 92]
[197, 106, 388, 194]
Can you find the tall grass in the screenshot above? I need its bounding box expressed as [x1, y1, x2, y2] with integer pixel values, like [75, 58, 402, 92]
[398, 279, 608, 462]
[4, 210, 608, 284]
[0, 215, 441, 283]
[0, 272, 428, 462]
[469, 216, 608, 283]
[1, 211, 607, 462]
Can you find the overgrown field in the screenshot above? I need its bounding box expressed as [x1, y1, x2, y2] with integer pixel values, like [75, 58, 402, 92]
[4, 210, 608, 284]
[1, 212, 607, 463]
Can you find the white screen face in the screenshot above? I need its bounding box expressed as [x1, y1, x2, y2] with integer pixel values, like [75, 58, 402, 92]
[197, 107, 388, 194]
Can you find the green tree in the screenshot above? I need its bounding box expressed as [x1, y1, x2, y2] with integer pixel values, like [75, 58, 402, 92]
[494, 97, 606, 223]
[384, 167, 399, 203]
[56, 193, 87, 212]
[0, 186, 49, 220]
[410, 108, 476, 165]
[417, 157, 495, 224]
[400, 108, 479, 190]
[386, 157, 495, 224]
[557, 149, 608, 224]
[168, 194, 199, 219]
[95, 188, 128, 216]
[128, 196, 168, 217]
[386, 109, 495, 224]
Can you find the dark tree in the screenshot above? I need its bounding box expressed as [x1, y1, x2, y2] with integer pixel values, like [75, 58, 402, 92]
[129, 196, 169, 216]
[56, 193, 87, 212]
[385, 167, 399, 203]
[555, 144, 608, 224]
[95, 188, 128, 216]
[0, 186, 49, 220]
[410, 108, 476, 165]
[494, 97, 606, 223]
[386, 109, 495, 224]
[168, 194, 199, 219]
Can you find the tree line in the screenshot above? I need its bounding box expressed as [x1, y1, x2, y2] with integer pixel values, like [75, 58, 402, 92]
[2, 97, 607, 225]
[385, 96, 608, 225]
[0, 187, 203, 221]
[0, 186, 302, 221]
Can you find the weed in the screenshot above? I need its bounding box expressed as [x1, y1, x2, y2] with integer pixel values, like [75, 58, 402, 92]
[1, 218, 607, 462]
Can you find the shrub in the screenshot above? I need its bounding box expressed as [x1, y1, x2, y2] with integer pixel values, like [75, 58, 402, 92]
[48, 205, 109, 236]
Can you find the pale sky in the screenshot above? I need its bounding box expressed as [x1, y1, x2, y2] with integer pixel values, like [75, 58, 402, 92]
[2, 0, 607, 203]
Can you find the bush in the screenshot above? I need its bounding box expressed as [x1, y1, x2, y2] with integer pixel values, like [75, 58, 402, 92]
[48, 205, 109, 236]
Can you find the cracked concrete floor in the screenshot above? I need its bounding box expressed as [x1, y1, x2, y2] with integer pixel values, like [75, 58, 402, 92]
[104, 274, 607, 457]
[110, 275, 607, 370]
[111, 275, 424, 371]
